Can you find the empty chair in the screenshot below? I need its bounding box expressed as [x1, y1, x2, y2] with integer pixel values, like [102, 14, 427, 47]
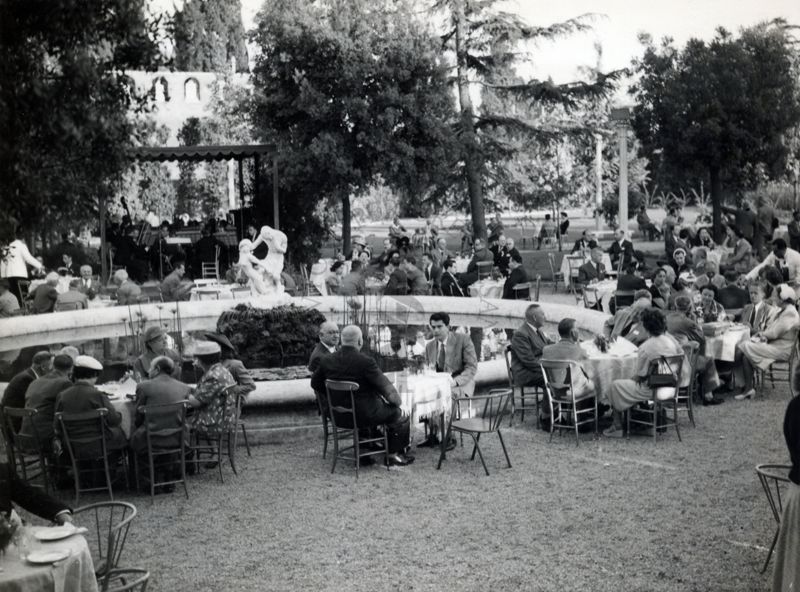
[73, 501, 137, 590]
[547, 253, 564, 292]
[101, 568, 150, 592]
[755, 464, 793, 573]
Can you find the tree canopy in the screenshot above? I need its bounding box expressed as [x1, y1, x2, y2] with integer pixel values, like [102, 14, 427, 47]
[0, 0, 162, 236]
[630, 21, 800, 237]
[173, 0, 249, 72]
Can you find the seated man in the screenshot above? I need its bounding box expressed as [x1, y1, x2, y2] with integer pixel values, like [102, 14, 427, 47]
[30, 272, 60, 314]
[160, 262, 193, 302]
[617, 262, 647, 291]
[311, 325, 413, 466]
[669, 248, 692, 289]
[465, 238, 494, 278]
[715, 270, 750, 312]
[648, 267, 671, 310]
[1, 462, 73, 525]
[22, 354, 74, 448]
[541, 317, 596, 401]
[537, 214, 557, 249]
[510, 304, 554, 427]
[440, 259, 466, 297]
[384, 259, 409, 296]
[666, 296, 723, 405]
[502, 252, 528, 300]
[113, 269, 142, 305]
[0, 278, 21, 317]
[746, 238, 800, 287]
[697, 286, 726, 323]
[607, 229, 635, 270]
[338, 260, 365, 296]
[1, 352, 53, 430]
[403, 256, 428, 295]
[55, 279, 89, 310]
[308, 321, 339, 373]
[636, 205, 661, 241]
[603, 289, 652, 345]
[740, 282, 773, 332]
[571, 230, 597, 254]
[577, 247, 607, 288]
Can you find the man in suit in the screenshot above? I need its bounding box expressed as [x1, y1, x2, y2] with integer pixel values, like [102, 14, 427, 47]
[55, 279, 89, 310]
[510, 303, 554, 395]
[384, 259, 409, 296]
[77, 265, 97, 297]
[130, 356, 191, 458]
[607, 229, 635, 270]
[425, 312, 478, 397]
[440, 259, 465, 297]
[617, 262, 647, 291]
[740, 282, 774, 333]
[338, 260, 366, 296]
[1, 462, 72, 524]
[311, 325, 413, 466]
[421, 252, 442, 295]
[432, 237, 453, 266]
[466, 237, 494, 276]
[715, 270, 750, 312]
[21, 354, 74, 447]
[666, 296, 723, 404]
[571, 230, 597, 254]
[308, 321, 339, 373]
[403, 256, 428, 295]
[1, 351, 53, 430]
[541, 318, 595, 400]
[577, 247, 607, 287]
[160, 262, 192, 302]
[371, 238, 395, 269]
[502, 252, 529, 299]
[603, 289, 652, 345]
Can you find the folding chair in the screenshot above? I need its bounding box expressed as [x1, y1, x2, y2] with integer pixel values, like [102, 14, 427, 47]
[754, 464, 793, 574]
[540, 359, 598, 445]
[547, 253, 564, 292]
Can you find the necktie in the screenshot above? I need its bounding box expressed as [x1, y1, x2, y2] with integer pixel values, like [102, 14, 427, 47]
[437, 342, 446, 372]
[425, 266, 431, 281]
[596, 263, 601, 276]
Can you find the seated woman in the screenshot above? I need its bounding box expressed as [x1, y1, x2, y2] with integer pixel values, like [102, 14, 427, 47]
[604, 308, 689, 437]
[133, 326, 182, 383]
[204, 333, 256, 404]
[721, 225, 753, 274]
[693, 227, 715, 250]
[734, 284, 800, 400]
[325, 261, 345, 295]
[187, 341, 236, 432]
[649, 268, 671, 310]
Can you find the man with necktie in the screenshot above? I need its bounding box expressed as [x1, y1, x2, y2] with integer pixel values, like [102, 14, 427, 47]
[510, 304, 554, 428]
[421, 252, 441, 295]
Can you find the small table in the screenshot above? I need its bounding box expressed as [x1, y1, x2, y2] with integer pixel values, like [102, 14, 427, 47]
[705, 324, 750, 362]
[96, 380, 138, 438]
[580, 339, 639, 402]
[583, 279, 619, 313]
[189, 284, 235, 301]
[453, 257, 470, 274]
[390, 372, 452, 447]
[0, 526, 99, 592]
[469, 279, 505, 299]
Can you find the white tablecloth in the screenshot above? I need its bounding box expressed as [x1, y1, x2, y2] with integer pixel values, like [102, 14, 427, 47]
[453, 257, 470, 274]
[0, 527, 99, 592]
[96, 379, 137, 437]
[705, 325, 750, 362]
[560, 253, 614, 288]
[390, 372, 451, 439]
[579, 339, 639, 402]
[189, 285, 235, 301]
[29, 277, 72, 295]
[583, 279, 618, 313]
[469, 279, 505, 299]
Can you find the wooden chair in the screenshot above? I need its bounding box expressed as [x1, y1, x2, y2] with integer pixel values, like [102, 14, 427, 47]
[613, 290, 636, 311]
[201, 245, 221, 280]
[73, 501, 137, 589]
[503, 346, 539, 426]
[233, 390, 251, 458]
[0, 406, 51, 491]
[546, 252, 564, 292]
[755, 464, 793, 574]
[436, 388, 512, 476]
[540, 359, 598, 445]
[533, 275, 541, 301]
[56, 409, 129, 504]
[566, 257, 584, 305]
[101, 568, 150, 592]
[678, 341, 700, 427]
[511, 282, 532, 300]
[313, 389, 333, 459]
[626, 354, 685, 444]
[324, 379, 389, 478]
[476, 260, 493, 280]
[132, 401, 189, 501]
[189, 385, 239, 483]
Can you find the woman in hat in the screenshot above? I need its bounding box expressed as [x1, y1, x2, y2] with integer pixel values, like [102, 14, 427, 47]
[204, 333, 255, 403]
[133, 326, 182, 383]
[187, 341, 236, 431]
[734, 284, 800, 400]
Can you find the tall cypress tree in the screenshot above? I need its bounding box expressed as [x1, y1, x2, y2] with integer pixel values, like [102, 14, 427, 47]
[173, 0, 248, 72]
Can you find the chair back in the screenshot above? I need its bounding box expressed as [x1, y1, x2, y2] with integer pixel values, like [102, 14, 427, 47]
[512, 282, 531, 300]
[547, 253, 557, 279]
[503, 346, 515, 388]
[1, 406, 47, 454]
[453, 389, 511, 432]
[73, 501, 137, 582]
[324, 380, 360, 430]
[680, 341, 700, 390]
[476, 261, 492, 280]
[646, 354, 684, 399]
[755, 464, 793, 524]
[55, 301, 83, 312]
[533, 275, 541, 301]
[56, 409, 110, 461]
[539, 359, 580, 401]
[613, 290, 636, 310]
[102, 568, 150, 592]
[141, 401, 188, 453]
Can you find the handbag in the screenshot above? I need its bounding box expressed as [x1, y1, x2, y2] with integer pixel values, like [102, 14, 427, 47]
[647, 357, 678, 388]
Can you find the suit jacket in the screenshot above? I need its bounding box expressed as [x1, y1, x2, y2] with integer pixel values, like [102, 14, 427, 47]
[222, 358, 256, 397]
[431, 248, 453, 266]
[541, 340, 594, 398]
[308, 342, 336, 373]
[55, 289, 88, 310]
[617, 273, 647, 292]
[1, 368, 37, 412]
[467, 248, 494, 274]
[54, 383, 122, 451]
[77, 277, 98, 295]
[571, 239, 591, 254]
[21, 371, 73, 443]
[740, 301, 775, 333]
[716, 285, 750, 311]
[510, 323, 553, 387]
[577, 261, 606, 286]
[130, 374, 190, 453]
[339, 271, 365, 296]
[385, 268, 408, 295]
[604, 303, 648, 345]
[665, 312, 705, 350]
[424, 332, 477, 396]
[310, 346, 401, 428]
[441, 272, 465, 297]
[502, 266, 529, 299]
[608, 240, 634, 267]
[423, 263, 442, 295]
[0, 462, 70, 521]
[406, 265, 428, 295]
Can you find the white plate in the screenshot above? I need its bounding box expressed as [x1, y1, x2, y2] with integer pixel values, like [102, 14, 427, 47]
[26, 549, 70, 564]
[34, 525, 77, 541]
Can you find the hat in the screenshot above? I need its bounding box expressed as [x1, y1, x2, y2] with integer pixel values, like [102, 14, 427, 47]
[32, 351, 54, 365]
[352, 235, 366, 247]
[204, 332, 236, 354]
[192, 341, 221, 356]
[778, 284, 797, 303]
[310, 260, 327, 275]
[74, 355, 103, 371]
[143, 326, 165, 343]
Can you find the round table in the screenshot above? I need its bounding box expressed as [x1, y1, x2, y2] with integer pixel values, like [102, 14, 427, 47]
[469, 279, 505, 299]
[96, 379, 138, 438]
[705, 324, 750, 362]
[390, 371, 452, 441]
[579, 340, 639, 402]
[583, 279, 619, 313]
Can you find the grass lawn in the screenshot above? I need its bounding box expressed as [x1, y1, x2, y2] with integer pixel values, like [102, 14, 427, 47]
[58, 384, 792, 592]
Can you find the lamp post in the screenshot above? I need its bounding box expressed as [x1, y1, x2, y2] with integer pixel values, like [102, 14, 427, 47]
[610, 107, 631, 236]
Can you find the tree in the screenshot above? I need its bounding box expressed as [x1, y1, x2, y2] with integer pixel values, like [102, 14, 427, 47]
[436, 0, 621, 240]
[630, 22, 800, 239]
[173, 0, 249, 72]
[249, 0, 457, 257]
[0, 0, 162, 237]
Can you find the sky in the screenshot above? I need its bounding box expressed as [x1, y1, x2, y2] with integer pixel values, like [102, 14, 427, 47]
[151, 0, 800, 90]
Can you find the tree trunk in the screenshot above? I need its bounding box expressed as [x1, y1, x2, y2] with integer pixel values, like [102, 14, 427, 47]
[454, 0, 487, 241]
[341, 193, 351, 255]
[710, 166, 723, 243]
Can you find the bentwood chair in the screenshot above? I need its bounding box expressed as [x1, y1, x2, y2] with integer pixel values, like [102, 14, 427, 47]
[754, 464, 793, 573]
[312, 389, 332, 458]
[132, 401, 189, 501]
[73, 501, 137, 590]
[437, 388, 512, 476]
[678, 341, 700, 428]
[0, 406, 51, 491]
[476, 261, 493, 280]
[189, 385, 238, 483]
[539, 360, 598, 445]
[102, 569, 150, 592]
[546, 253, 563, 292]
[504, 346, 540, 426]
[233, 390, 251, 458]
[511, 282, 532, 300]
[626, 354, 685, 445]
[324, 379, 389, 478]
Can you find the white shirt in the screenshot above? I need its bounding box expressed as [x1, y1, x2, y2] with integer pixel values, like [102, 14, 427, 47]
[0, 239, 43, 278]
[747, 248, 800, 283]
[322, 343, 336, 354]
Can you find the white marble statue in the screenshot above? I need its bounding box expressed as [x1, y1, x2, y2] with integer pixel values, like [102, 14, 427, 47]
[237, 239, 268, 295]
[251, 225, 288, 295]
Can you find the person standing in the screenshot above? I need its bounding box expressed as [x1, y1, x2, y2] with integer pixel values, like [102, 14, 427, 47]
[0, 227, 44, 303]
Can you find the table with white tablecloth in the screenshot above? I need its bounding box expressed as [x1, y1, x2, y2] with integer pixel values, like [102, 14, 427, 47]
[583, 279, 619, 313]
[560, 253, 614, 289]
[705, 324, 750, 362]
[189, 283, 248, 301]
[469, 279, 505, 299]
[0, 526, 99, 592]
[96, 379, 137, 437]
[453, 257, 470, 274]
[579, 339, 639, 402]
[390, 372, 452, 442]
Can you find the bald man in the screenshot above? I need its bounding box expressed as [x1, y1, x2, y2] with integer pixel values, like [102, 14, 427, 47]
[311, 325, 413, 466]
[308, 321, 339, 373]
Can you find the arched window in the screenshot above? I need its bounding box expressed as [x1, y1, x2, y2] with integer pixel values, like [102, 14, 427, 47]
[184, 78, 200, 103]
[153, 77, 169, 102]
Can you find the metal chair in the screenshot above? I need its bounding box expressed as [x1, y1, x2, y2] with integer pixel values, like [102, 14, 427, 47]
[56, 409, 129, 504]
[511, 281, 532, 300]
[201, 246, 220, 279]
[678, 341, 700, 427]
[566, 258, 585, 305]
[132, 401, 189, 501]
[102, 568, 150, 592]
[504, 346, 540, 426]
[437, 388, 512, 476]
[73, 501, 137, 590]
[540, 360, 598, 445]
[189, 385, 239, 483]
[0, 406, 51, 490]
[626, 354, 685, 444]
[755, 464, 793, 574]
[547, 252, 564, 292]
[476, 261, 493, 280]
[324, 379, 389, 478]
